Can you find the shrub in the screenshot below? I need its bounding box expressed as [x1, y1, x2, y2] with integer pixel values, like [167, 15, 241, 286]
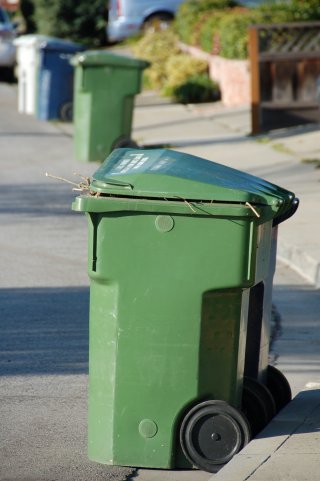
[172, 74, 220, 104]
[291, 0, 320, 21]
[132, 29, 180, 90]
[175, 0, 320, 60]
[175, 0, 236, 45]
[33, 0, 107, 46]
[198, 11, 225, 53]
[218, 8, 262, 59]
[255, 2, 296, 24]
[164, 54, 209, 94]
[20, 0, 36, 33]
[217, 1, 320, 59]
[258, 0, 320, 22]
[133, 29, 220, 104]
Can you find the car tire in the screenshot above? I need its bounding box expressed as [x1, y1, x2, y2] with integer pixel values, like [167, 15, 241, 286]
[142, 13, 173, 34]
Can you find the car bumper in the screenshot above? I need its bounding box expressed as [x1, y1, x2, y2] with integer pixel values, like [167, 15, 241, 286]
[0, 40, 16, 67]
[107, 17, 141, 42]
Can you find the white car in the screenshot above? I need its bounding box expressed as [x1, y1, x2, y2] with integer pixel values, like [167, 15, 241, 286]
[0, 6, 16, 69]
[107, 0, 183, 42]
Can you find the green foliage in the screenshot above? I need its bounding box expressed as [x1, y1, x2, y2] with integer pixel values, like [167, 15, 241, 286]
[258, 0, 320, 22]
[198, 11, 224, 53]
[19, 0, 36, 33]
[132, 29, 180, 90]
[33, 0, 107, 46]
[175, 0, 320, 60]
[164, 54, 209, 93]
[175, 0, 236, 45]
[171, 74, 220, 104]
[255, 3, 292, 23]
[218, 9, 261, 59]
[133, 29, 220, 104]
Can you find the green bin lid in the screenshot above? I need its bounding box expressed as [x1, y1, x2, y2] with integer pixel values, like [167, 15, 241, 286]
[90, 148, 295, 216]
[71, 50, 150, 69]
[84, 149, 295, 218]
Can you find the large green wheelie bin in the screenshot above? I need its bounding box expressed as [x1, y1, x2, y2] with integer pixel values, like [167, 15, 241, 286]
[72, 148, 298, 473]
[71, 51, 149, 163]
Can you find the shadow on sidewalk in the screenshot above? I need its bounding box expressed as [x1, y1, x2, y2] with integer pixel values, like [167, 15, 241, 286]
[141, 135, 249, 150]
[0, 183, 77, 218]
[246, 387, 320, 448]
[0, 286, 89, 376]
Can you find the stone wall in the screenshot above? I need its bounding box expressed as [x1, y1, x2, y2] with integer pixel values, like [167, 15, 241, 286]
[180, 43, 251, 107]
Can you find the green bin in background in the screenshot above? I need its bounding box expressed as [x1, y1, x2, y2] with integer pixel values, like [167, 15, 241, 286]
[71, 51, 149, 163]
[72, 148, 298, 473]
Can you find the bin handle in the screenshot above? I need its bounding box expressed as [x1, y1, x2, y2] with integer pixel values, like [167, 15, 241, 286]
[60, 53, 73, 60]
[92, 179, 134, 190]
[273, 197, 299, 227]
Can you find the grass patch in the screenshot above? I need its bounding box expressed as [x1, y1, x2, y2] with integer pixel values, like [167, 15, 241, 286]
[255, 136, 271, 144]
[271, 143, 292, 154]
[301, 158, 320, 168]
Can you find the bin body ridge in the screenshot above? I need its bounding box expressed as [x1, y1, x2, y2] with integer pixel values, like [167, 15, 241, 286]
[86, 210, 254, 467]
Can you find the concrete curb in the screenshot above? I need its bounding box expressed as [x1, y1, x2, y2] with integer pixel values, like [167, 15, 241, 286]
[277, 239, 320, 289]
[210, 388, 320, 481]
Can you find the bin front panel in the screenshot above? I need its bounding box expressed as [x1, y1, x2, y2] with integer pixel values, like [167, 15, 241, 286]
[81, 64, 144, 95]
[86, 209, 256, 467]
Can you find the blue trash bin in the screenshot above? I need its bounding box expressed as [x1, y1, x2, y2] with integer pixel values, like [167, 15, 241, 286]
[37, 38, 84, 121]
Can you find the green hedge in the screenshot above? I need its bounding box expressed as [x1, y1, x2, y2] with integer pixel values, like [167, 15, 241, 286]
[20, 0, 37, 33]
[172, 74, 220, 104]
[30, 0, 107, 46]
[133, 29, 220, 103]
[218, 9, 261, 59]
[175, 0, 320, 59]
[175, 0, 236, 45]
[133, 30, 181, 90]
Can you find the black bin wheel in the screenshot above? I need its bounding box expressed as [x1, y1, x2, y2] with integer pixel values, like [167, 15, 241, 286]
[267, 365, 292, 413]
[59, 102, 73, 122]
[179, 400, 251, 473]
[242, 376, 276, 438]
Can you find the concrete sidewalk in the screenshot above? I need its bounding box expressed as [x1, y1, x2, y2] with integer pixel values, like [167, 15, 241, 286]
[1, 83, 320, 481]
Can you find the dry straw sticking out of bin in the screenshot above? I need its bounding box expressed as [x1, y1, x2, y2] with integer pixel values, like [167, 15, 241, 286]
[245, 202, 260, 218]
[45, 173, 262, 218]
[45, 172, 93, 194]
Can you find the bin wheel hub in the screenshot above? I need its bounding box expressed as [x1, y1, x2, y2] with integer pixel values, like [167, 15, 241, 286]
[180, 400, 250, 473]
